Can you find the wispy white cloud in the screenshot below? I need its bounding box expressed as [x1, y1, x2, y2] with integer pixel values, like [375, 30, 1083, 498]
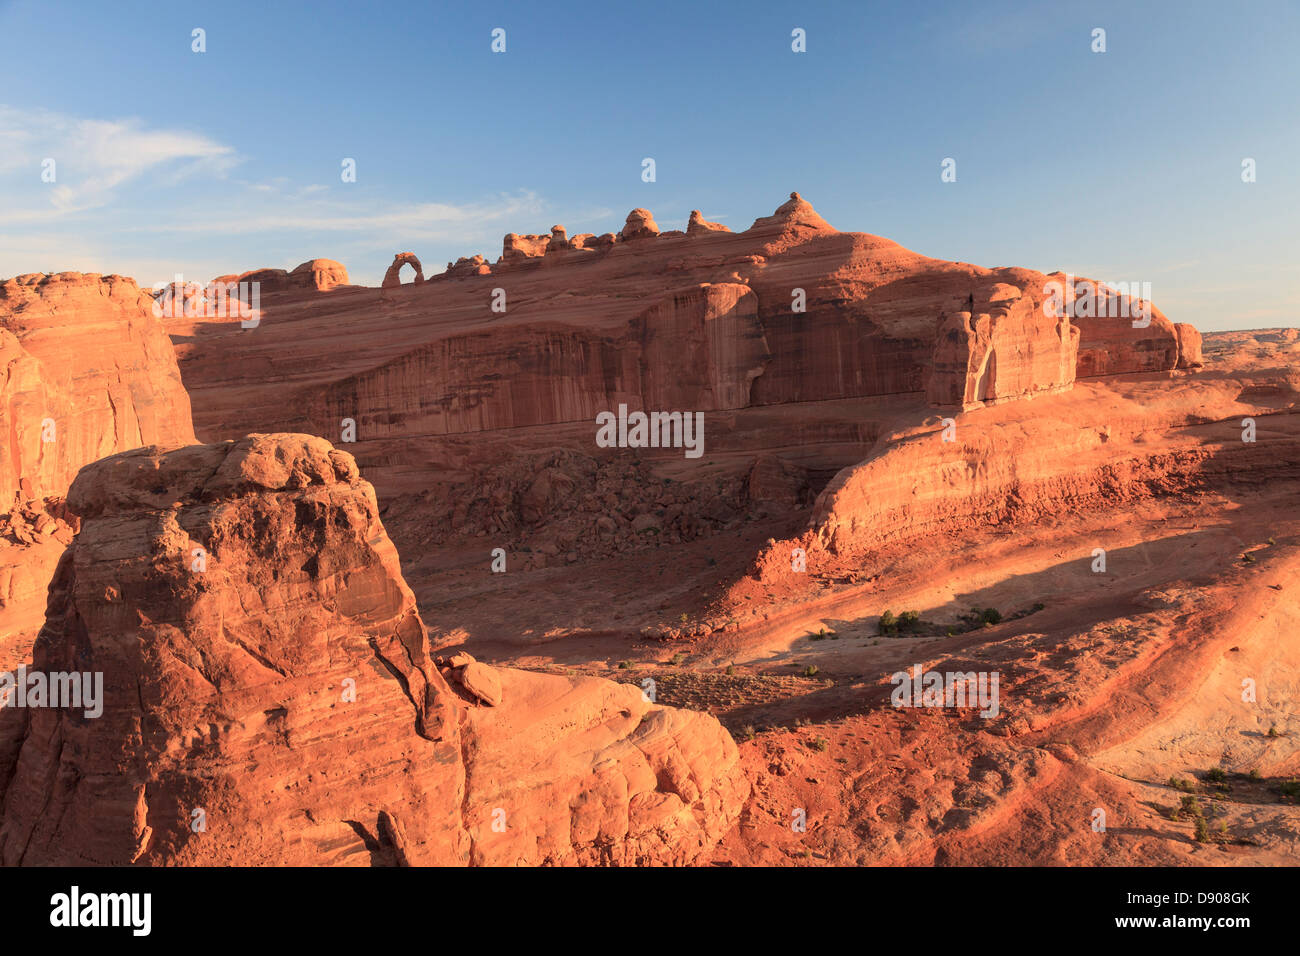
[0, 105, 238, 220]
[127, 191, 549, 240]
[0, 108, 624, 285]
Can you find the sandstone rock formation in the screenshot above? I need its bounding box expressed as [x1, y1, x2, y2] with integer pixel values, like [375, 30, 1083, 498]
[620, 208, 659, 241]
[445, 254, 492, 278]
[161, 192, 1200, 533]
[232, 267, 290, 287]
[289, 258, 349, 291]
[926, 285, 1079, 410]
[0, 273, 195, 665]
[381, 252, 424, 287]
[546, 225, 570, 253]
[302, 281, 768, 437]
[0, 435, 746, 866]
[0, 272, 195, 504]
[687, 210, 730, 236]
[461, 667, 746, 865]
[748, 191, 835, 240]
[1175, 323, 1204, 368]
[502, 233, 550, 261]
[183, 260, 347, 303]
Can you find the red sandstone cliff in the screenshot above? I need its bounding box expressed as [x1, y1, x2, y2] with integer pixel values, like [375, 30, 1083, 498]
[0, 272, 195, 503]
[0, 272, 196, 646]
[164, 194, 1196, 456]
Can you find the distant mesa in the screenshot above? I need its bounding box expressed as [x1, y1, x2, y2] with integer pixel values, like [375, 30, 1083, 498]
[382, 252, 424, 288]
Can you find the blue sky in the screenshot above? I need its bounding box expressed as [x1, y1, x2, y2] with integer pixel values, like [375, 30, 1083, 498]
[1, 0, 1296, 330]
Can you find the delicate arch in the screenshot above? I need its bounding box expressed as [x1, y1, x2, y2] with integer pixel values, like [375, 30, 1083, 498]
[381, 252, 424, 288]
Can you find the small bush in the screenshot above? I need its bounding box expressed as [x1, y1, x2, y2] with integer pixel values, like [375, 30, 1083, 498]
[1194, 816, 1210, 842]
[899, 610, 921, 633]
[811, 736, 829, 752]
[803, 665, 819, 677]
[617, 660, 632, 670]
[1249, 768, 1261, 781]
[725, 663, 735, 676]
[879, 610, 897, 634]
[1205, 767, 1228, 783]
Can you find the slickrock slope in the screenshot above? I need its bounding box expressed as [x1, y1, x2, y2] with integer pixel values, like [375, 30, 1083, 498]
[0, 434, 745, 866]
[0, 272, 196, 653]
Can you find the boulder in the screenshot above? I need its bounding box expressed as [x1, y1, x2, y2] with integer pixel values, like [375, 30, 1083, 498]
[458, 661, 503, 707]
